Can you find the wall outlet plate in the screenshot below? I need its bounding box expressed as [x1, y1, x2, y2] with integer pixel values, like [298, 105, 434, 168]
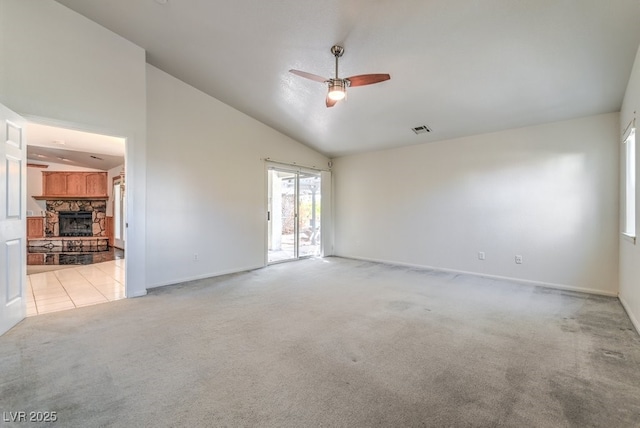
[478, 252, 485, 260]
[515, 255, 523, 264]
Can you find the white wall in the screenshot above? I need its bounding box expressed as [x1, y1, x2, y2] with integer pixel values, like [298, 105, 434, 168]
[333, 113, 620, 295]
[26, 162, 103, 215]
[146, 65, 329, 287]
[620, 45, 640, 332]
[0, 0, 147, 296]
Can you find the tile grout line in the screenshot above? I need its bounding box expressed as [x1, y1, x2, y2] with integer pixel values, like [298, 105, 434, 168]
[27, 276, 39, 316]
[32, 274, 70, 312]
[54, 269, 78, 309]
[76, 267, 112, 302]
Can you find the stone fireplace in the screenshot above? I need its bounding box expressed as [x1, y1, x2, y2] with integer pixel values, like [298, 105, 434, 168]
[45, 200, 107, 238]
[27, 199, 109, 254]
[28, 171, 111, 256]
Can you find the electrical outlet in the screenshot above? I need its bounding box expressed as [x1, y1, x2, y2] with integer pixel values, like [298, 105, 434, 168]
[194, 253, 199, 262]
[478, 251, 485, 260]
[515, 255, 523, 264]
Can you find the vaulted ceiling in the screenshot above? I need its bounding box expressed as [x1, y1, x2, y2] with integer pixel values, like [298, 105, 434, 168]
[55, 0, 640, 158]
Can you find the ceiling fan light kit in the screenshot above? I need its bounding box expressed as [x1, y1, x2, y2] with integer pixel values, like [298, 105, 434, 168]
[327, 79, 347, 101]
[290, 45, 390, 108]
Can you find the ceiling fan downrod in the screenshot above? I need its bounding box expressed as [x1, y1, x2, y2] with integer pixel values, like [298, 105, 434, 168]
[331, 45, 344, 79]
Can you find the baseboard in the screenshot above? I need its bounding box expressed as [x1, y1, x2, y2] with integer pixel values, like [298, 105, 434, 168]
[127, 289, 147, 298]
[336, 255, 618, 297]
[146, 264, 266, 290]
[619, 295, 640, 336]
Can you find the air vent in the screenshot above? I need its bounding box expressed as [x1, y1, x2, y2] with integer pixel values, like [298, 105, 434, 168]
[412, 125, 432, 135]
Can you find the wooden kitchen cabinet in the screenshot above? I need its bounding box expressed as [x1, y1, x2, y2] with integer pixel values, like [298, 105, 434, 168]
[43, 172, 67, 196]
[65, 173, 86, 195]
[106, 216, 114, 247]
[38, 172, 108, 199]
[86, 173, 107, 196]
[27, 217, 44, 238]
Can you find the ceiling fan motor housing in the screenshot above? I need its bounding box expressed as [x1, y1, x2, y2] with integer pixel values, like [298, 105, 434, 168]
[327, 79, 347, 100]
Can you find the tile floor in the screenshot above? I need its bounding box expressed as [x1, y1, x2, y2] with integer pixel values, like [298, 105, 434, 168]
[26, 259, 125, 316]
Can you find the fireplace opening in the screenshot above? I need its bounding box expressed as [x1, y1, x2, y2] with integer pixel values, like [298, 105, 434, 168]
[59, 211, 93, 237]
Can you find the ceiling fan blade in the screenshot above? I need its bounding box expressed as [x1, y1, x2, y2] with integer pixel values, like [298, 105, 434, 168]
[346, 73, 391, 87]
[326, 96, 338, 108]
[289, 69, 328, 83]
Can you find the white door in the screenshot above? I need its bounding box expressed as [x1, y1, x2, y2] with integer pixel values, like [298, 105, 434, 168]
[0, 104, 27, 336]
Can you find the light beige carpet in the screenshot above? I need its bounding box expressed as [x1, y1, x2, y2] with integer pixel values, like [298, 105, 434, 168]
[2, 257, 639, 427]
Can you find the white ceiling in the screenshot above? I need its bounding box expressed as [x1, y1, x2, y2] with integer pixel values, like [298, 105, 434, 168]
[54, 0, 640, 158]
[27, 123, 125, 170]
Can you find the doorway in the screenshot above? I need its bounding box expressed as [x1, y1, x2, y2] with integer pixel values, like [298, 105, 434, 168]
[24, 122, 127, 316]
[267, 166, 322, 263]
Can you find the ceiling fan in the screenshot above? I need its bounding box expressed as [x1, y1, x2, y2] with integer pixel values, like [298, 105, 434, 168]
[290, 45, 391, 108]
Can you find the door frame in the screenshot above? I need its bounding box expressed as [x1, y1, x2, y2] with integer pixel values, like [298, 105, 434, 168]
[23, 115, 134, 297]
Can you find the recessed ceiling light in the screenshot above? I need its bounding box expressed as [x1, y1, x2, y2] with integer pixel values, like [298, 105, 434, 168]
[53, 140, 66, 145]
[154, 0, 168, 4]
[36, 154, 47, 158]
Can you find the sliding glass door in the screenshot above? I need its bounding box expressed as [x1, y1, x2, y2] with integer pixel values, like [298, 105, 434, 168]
[297, 172, 321, 258]
[267, 166, 321, 263]
[267, 169, 297, 262]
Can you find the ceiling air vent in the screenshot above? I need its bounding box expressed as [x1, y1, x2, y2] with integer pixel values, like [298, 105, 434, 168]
[412, 125, 432, 135]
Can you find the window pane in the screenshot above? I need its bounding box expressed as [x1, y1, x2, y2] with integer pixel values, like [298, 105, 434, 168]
[625, 128, 636, 237]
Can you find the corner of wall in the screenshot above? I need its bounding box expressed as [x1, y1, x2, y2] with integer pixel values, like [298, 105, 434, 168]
[618, 42, 640, 336]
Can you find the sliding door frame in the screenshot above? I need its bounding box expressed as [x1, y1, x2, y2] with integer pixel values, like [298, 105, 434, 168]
[265, 161, 330, 265]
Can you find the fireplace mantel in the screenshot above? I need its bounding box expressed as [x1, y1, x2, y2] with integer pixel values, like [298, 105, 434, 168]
[33, 195, 108, 201]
